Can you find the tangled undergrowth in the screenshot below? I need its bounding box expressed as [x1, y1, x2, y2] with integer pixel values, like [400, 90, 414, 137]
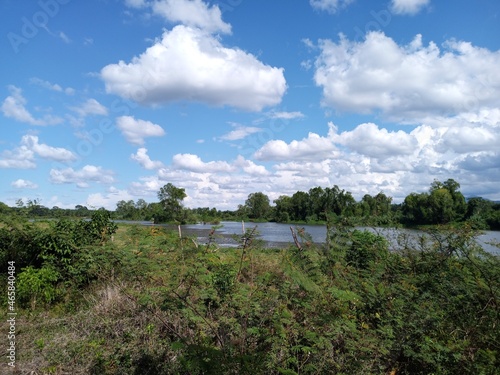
[1, 212, 499, 374]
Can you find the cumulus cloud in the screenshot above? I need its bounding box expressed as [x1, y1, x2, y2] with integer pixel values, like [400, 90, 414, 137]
[234, 155, 269, 176]
[131, 147, 164, 169]
[314, 32, 500, 121]
[101, 25, 286, 111]
[49, 165, 114, 188]
[116, 116, 166, 145]
[254, 123, 338, 161]
[333, 122, 418, 158]
[436, 126, 499, 154]
[1, 86, 63, 125]
[390, 0, 430, 15]
[459, 152, 500, 172]
[21, 135, 76, 162]
[0, 135, 75, 168]
[172, 153, 234, 173]
[309, 0, 355, 13]
[152, 0, 231, 34]
[0, 146, 35, 169]
[11, 179, 38, 189]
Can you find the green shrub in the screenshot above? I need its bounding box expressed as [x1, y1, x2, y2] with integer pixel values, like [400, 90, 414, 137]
[345, 230, 388, 270]
[17, 266, 61, 309]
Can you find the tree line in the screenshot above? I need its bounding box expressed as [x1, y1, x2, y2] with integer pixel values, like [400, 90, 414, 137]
[250, 179, 500, 229]
[2, 179, 499, 230]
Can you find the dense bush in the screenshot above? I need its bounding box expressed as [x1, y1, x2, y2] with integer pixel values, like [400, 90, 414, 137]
[0, 210, 117, 308]
[1, 218, 498, 374]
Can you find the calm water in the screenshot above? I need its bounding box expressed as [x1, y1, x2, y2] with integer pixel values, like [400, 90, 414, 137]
[183, 221, 500, 255]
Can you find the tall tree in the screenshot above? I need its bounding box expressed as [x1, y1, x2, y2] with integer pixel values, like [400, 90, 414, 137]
[245, 192, 271, 219]
[308, 186, 326, 220]
[157, 183, 187, 222]
[428, 188, 455, 224]
[429, 178, 466, 223]
[402, 192, 430, 225]
[274, 196, 292, 223]
[290, 191, 309, 221]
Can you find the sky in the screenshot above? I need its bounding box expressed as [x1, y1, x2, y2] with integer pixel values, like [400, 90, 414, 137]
[1, 0, 499, 210]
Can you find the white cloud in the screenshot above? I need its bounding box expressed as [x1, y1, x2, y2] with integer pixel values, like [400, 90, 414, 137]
[0, 146, 35, 169]
[314, 32, 500, 121]
[436, 126, 499, 154]
[218, 123, 263, 141]
[152, 0, 231, 34]
[1, 86, 63, 125]
[131, 147, 164, 169]
[310, 0, 355, 14]
[70, 98, 108, 117]
[11, 179, 38, 189]
[172, 153, 234, 173]
[0, 135, 75, 168]
[20, 135, 76, 162]
[116, 116, 166, 145]
[254, 123, 338, 161]
[86, 187, 136, 210]
[333, 123, 418, 158]
[390, 0, 430, 15]
[49, 165, 115, 188]
[125, 116, 500, 207]
[101, 25, 286, 111]
[459, 152, 500, 172]
[234, 155, 270, 176]
[268, 111, 305, 120]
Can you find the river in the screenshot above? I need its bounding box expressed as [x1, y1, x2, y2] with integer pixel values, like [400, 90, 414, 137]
[182, 221, 500, 255]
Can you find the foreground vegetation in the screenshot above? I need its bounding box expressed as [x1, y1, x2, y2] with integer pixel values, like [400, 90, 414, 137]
[1, 210, 499, 374]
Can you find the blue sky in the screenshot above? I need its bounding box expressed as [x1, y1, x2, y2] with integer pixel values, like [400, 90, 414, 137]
[1, 0, 499, 210]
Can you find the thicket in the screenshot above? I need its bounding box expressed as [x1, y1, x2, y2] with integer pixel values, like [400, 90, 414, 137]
[1, 211, 499, 374]
[0, 210, 117, 309]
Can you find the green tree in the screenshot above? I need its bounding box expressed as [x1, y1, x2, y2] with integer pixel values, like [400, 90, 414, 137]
[308, 186, 326, 220]
[245, 192, 270, 220]
[431, 178, 467, 221]
[273, 195, 292, 222]
[157, 183, 187, 222]
[428, 188, 455, 224]
[74, 205, 89, 217]
[115, 200, 136, 219]
[324, 185, 356, 217]
[290, 191, 309, 221]
[402, 192, 430, 225]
